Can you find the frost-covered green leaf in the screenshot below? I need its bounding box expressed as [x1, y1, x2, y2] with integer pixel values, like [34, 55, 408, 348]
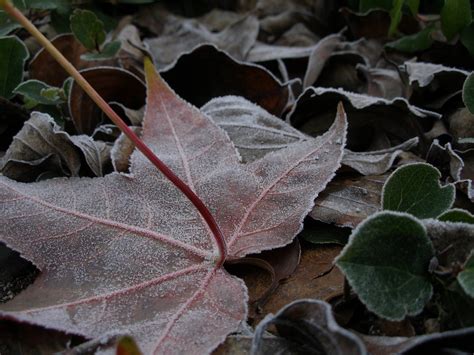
[382, 163, 455, 219]
[70, 9, 106, 51]
[336, 211, 434, 320]
[438, 209, 474, 224]
[81, 40, 121, 61]
[0, 11, 21, 36]
[441, 0, 472, 40]
[463, 73, 474, 114]
[458, 253, 474, 298]
[0, 36, 28, 99]
[386, 25, 434, 52]
[14, 80, 64, 107]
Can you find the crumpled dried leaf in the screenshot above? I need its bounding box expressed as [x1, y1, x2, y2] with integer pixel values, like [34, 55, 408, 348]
[424, 219, 474, 268]
[343, 137, 419, 175]
[0, 96, 29, 153]
[310, 174, 387, 228]
[69, 67, 146, 135]
[226, 239, 301, 318]
[0, 319, 86, 354]
[289, 87, 440, 153]
[111, 127, 141, 173]
[214, 334, 298, 355]
[0, 61, 347, 354]
[162, 45, 289, 116]
[251, 299, 367, 355]
[447, 108, 474, 148]
[362, 326, 474, 355]
[145, 13, 258, 70]
[303, 33, 343, 88]
[247, 42, 314, 62]
[426, 140, 474, 201]
[0, 112, 108, 182]
[202, 96, 306, 162]
[358, 65, 409, 100]
[404, 62, 469, 109]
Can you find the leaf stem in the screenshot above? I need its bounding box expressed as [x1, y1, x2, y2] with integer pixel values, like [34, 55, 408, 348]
[1, 0, 227, 266]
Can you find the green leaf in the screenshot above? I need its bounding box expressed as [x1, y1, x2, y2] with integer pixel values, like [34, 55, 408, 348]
[81, 40, 121, 61]
[458, 253, 474, 298]
[0, 36, 29, 99]
[389, 0, 404, 36]
[463, 73, 474, 114]
[460, 21, 474, 56]
[441, 0, 472, 41]
[405, 0, 420, 15]
[386, 25, 435, 52]
[336, 211, 434, 320]
[70, 9, 106, 51]
[382, 163, 455, 219]
[0, 11, 21, 36]
[438, 209, 474, 224]
[13, 0, 70, 12]
[13, 80, 64, 106]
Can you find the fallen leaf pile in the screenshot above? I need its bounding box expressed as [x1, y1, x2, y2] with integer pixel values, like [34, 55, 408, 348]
[0, 1, 473, 354]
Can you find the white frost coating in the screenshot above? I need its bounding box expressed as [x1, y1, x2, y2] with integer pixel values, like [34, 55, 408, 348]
[202, 96, 307, 162]
[404, 62, 469, 87]
[296, 87, 441, 119]
[0, 65, 346, 354]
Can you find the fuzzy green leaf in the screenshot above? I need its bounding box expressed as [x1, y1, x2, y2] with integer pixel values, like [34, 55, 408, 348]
[81, 40, 121, 61]
[336, 211, 434, 320]
[14, 80, 64, 106]
[463, 73, 474, 114]
[0, 36, 28, 99]
[458, 253, 474, 298]
[386, 25, 434, 52]
[438, 209, 474, 224]
[382, 163, 455, 219]
[0, 11, 21, 36]
[441, 0, 472, 40]
[70, 9, 106, 51]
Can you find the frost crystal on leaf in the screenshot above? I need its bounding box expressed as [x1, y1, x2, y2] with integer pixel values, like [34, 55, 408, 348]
[0, 62, 347, 354]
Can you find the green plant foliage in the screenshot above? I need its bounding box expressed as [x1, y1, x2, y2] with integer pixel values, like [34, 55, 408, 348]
[386, 25, 434, 52]
[13, 79, 64, 107]
[461, 21, 474, 56]
[13, 0, 70, 13]
[81, 40, 121, 61]
[336, 211, 434, 320]
[458, 253, 474, 298]
[463, 73, 474, 114]
[389, 0, 404, 36]
[382, 163, 455, 219]
[0, 35, 28, 99]
[70, 9, 106, 51]
[438, 209, 474, 224]
[441, 0, 472, 41]
[0, 11, 20, 36]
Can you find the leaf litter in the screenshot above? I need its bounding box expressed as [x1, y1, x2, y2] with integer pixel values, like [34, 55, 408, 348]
[1, 0, 474, 354]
